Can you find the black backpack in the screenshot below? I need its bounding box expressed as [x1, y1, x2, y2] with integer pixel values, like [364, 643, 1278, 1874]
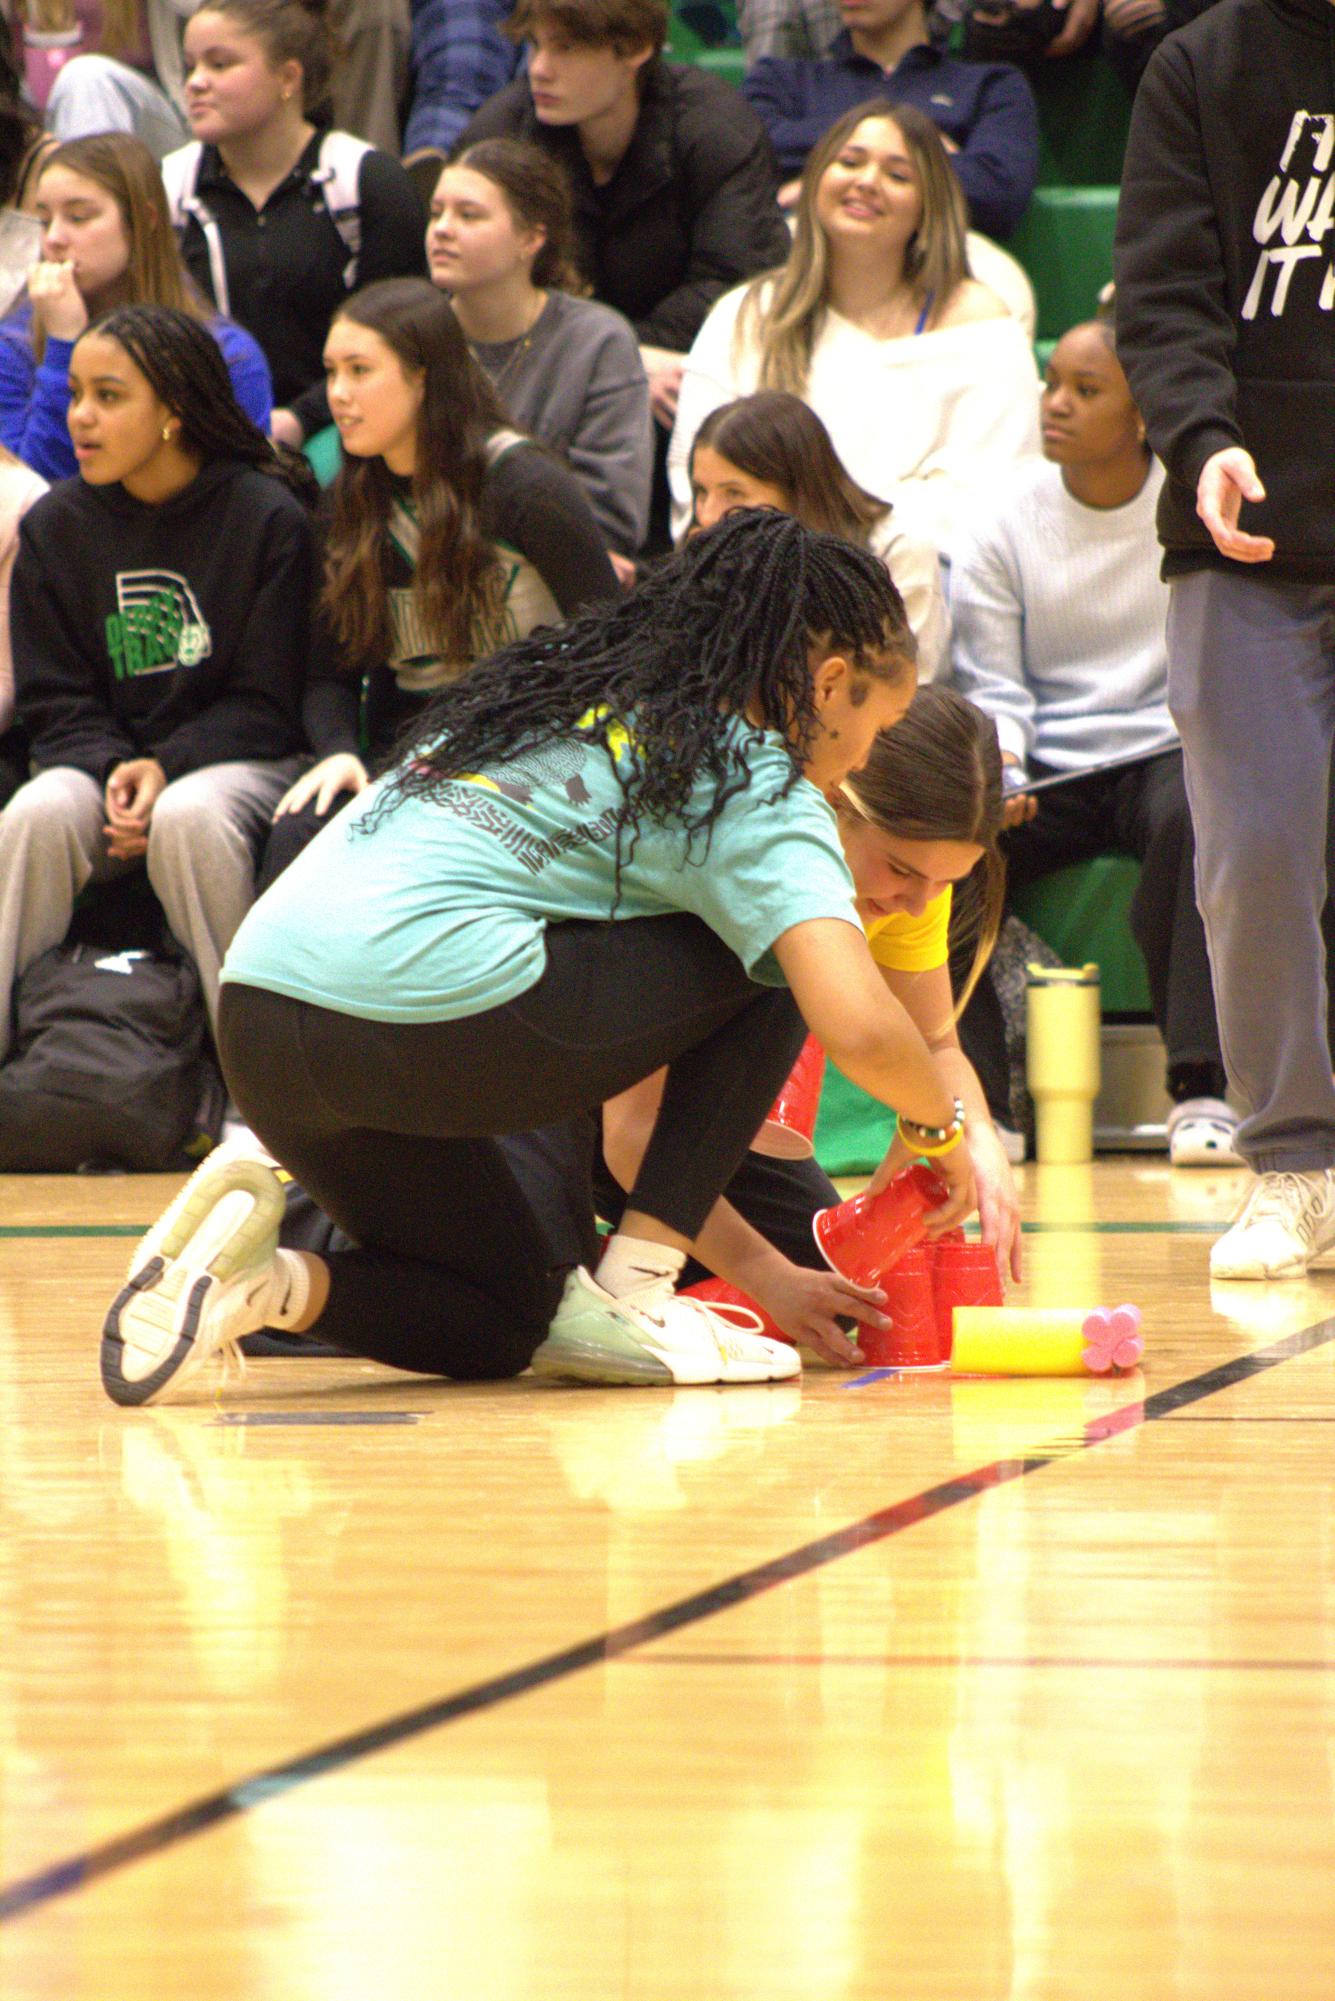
[0, 940, 225, 1172]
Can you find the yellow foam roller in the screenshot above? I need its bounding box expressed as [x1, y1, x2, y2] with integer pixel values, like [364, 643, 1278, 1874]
[951, 1305, 1144, 1377]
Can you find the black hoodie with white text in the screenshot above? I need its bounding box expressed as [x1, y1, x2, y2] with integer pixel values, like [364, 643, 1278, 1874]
[12, 457, 312, 784]
[1114, 0, 1335, 578]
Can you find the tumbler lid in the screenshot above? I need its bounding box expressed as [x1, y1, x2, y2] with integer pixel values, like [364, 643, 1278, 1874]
[1025, 962, 1099, 986]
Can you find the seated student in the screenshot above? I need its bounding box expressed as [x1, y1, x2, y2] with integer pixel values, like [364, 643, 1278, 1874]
[1099, 0, 1216, 90]
[742, 0, 1040, 239]
[402, 0, 521, 172]
[260, 276, 619, 887]
[950, 317, 1239, 1166]
[686, 388, 949, 680]
[99, 509, 983, 1407]
[739, 0, 1098, 69]
[0, 133, 271, 481]
[668, 101, 1040, 557]
[0, 303, 311, 1066]
[0, 447, 48, 810]
[428, 138, 653, 574]
[47, 0, 411, 159]
[165, 0, 427, 449]
[456, 0, 791, 431]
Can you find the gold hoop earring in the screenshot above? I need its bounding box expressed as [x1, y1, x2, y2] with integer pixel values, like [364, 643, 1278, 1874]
[162, 425, 173, 442]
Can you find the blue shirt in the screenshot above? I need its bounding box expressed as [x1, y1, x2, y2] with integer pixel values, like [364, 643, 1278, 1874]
[0, 299, 273, 482]
[404, 0, 522, 158]
[223, 720, 862, 1023]
[742, 35, 1039, 239]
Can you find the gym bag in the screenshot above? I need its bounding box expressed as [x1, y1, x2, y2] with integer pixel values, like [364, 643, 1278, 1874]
[0, 942, 224, 1172]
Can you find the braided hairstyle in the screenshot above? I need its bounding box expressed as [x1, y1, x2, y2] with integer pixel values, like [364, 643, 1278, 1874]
[80, 304, 317, 502]
[369, 509, 916, 865]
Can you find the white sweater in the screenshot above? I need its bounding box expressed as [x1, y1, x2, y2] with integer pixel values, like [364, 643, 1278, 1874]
[666, 283, 1041, 560]
[949, 456, 1176, 772]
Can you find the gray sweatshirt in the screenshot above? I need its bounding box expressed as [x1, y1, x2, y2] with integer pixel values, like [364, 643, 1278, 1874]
[467, 291, 653, 558]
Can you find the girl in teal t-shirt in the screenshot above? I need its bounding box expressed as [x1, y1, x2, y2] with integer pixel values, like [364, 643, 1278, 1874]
[101, 509, 977, 1409]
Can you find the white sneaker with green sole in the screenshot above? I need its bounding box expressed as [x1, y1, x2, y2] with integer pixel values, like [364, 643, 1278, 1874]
[531, 1267, 801, 1386]
[101, 1151, 287, 1407]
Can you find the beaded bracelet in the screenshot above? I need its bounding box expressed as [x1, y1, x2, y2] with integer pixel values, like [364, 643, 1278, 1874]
[899, 1096, 966, 1147]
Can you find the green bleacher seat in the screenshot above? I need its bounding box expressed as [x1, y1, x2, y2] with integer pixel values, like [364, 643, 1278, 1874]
[1011, 855, 1152, 1015]
[1009, 183, 1119, 344]
[1031, 51, 1131, 188]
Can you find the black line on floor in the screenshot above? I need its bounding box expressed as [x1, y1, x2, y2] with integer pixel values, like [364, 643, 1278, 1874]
[4, 1312, 1333, 1926]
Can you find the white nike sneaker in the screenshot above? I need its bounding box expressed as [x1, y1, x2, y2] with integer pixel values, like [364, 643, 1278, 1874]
[101, 1150, 288, 1406]
[1209, 1169, 1335, 1280]
[530, 1267, 801, 1386]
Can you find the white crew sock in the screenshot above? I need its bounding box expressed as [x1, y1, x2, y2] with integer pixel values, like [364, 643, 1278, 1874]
[594, 1233, 687, 1304]
[262, 1248, 313, 1330]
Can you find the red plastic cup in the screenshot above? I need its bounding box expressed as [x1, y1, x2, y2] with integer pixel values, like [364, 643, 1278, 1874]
[858, 1246, 948, 1370]
[812, 1161, 948, 1288]
[753, 1035, 826, 1159]
[680, 1277, 791, 1344]
[929, 1239, 1003, 1363]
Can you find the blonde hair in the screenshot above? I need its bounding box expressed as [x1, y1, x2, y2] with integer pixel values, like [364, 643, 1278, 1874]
[32, 135, 212, 362]
[737, 100, 970, 397]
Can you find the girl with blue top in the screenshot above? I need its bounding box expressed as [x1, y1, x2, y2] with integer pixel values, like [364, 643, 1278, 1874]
[101, 509, 976, 1408]
[0, 132, 271, 481]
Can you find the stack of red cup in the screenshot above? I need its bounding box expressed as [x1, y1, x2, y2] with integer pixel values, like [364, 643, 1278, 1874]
[813, 1171, 1003, 1370]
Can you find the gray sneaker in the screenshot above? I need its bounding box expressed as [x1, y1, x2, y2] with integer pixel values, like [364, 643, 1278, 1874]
[1209, 1169, 1335, 1280]
[531, 1267, 801, 1386]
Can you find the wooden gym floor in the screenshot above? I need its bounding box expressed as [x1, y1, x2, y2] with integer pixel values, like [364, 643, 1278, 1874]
[4, 1157, 1335, 1999]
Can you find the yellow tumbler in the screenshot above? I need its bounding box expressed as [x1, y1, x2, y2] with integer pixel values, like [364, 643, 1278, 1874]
[1026, 962, 1101, 1165]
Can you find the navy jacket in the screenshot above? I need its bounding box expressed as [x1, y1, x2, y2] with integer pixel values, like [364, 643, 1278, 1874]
[743, 34, 1039, 239]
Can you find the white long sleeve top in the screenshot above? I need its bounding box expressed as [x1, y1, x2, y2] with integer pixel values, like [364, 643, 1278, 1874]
[948, 455, 1176, 772]
[666, 281, 1041, 559]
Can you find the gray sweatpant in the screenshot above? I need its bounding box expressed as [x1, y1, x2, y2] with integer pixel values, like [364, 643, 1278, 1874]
[1167, 567, 1335, 1172]
[0, 759, 297, 1066]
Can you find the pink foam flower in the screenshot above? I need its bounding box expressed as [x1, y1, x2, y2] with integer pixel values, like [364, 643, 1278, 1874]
[1081, 1304, 1144, 1374]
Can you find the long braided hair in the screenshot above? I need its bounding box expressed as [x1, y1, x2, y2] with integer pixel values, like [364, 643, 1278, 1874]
[368, 509, 916, 865]
[79, 304, 317, 502]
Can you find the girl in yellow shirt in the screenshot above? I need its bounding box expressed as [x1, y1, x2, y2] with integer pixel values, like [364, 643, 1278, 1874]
[596, 685, 1020, 1367]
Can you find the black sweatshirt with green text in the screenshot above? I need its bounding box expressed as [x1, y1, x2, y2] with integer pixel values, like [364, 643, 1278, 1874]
[12, 458, 312, 784]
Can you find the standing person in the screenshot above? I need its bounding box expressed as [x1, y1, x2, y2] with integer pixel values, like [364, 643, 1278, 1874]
[951, 317, 1239, 1167]
[686, 388, 948, 679]
[99, 509, 978, 1408]
[260, 277, 619, 885]
[668, 102, 1040, 556]
[165, 0, 426, 449]
[456, 0, 791, 435]
[0, 304, 312, 1064]
[1114, 0, 1335, 1274]
[428, 139, 652, 571]
[0, 133, 271, 480]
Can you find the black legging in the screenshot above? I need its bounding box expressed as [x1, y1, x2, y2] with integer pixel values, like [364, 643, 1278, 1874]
[217, 914, 806, 1380]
